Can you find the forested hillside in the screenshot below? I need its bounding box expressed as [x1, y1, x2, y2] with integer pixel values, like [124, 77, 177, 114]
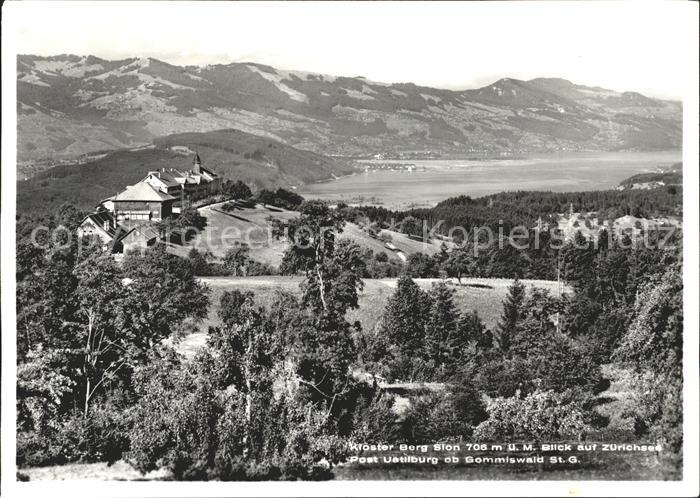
[356, 187, 683, 233]
[17, 129, 354, 213]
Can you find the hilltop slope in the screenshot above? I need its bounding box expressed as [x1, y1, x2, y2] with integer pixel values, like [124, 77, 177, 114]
[168, 201, 438, 267]
[153, 129, 354, 186]
[17, 128, 353, 212]
[17, 55, 682, 175]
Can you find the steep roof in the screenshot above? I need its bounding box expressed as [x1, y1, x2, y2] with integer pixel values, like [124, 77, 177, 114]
[199, 166, 219, 179]
[80, 211, 129, 242]
[145, 170, 180, 188]
[113, 181, 176, 202]
[168, 169, 198, 184]
[122, 223, 160, 242]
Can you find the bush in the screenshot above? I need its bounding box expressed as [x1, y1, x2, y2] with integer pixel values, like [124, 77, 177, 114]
[212, 389, 348, 480]
[55, 405, 132, 464]
[127, 357, 219, 478]
[256, 188, 304, 210]
[127, 355, 348, 481]
[351, 392, 402, 443]
[17, 401, 131, 467]
[17, 430, 66, 468]
[348, 384, 487, 447]
[473, 389, 590, 442]
[401, 386, 487, 444]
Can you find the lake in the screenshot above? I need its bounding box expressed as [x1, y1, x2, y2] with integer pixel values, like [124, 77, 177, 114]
[297, 151, 682, 209]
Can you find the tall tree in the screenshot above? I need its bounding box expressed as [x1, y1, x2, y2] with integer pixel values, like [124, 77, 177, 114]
[207, 290, 284, 455]
[378, 276, 431, 366]
[273, 201, 364, 316]
[272, 201, 365, 412]
[560, 231, 595, 291]
[73, 254, 125, 415]
[425, 281, 459, 372]
[444, 247, 474, 284]
[222, 179, 252, 200]
[614, 264, 683, 470]
[457, 310, 493, 351]
[495, 278, 526, 354]
[17, 242, 81, 357]
[120, 244, 210, 354]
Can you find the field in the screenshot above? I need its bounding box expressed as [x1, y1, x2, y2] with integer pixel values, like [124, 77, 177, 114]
[168, 201, 442, 267]
[175, 276, 568, 356]
[168, 202, 298, 266]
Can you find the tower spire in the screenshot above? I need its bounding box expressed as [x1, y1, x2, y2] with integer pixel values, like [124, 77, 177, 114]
[193, 151, 202, 173]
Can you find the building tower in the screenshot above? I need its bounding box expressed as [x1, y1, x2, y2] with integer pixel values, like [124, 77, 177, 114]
[193, 152, 202, 174]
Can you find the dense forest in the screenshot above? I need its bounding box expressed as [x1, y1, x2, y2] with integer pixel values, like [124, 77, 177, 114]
[334, 186, 683, 281]
[16, 179, 684, 479]
[352, 186, 682, 235]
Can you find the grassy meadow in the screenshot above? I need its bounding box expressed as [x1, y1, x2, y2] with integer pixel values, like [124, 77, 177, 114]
[175, 276, 568, 357]
[169, 201, 444, 267]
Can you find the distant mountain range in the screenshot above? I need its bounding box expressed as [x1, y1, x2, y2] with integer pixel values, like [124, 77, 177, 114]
[17, 54, 682, 178]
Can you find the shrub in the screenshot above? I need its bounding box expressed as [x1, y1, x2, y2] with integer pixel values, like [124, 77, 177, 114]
[127, 355, 347, 481]
[54, 404, 132, 464]
[256, 188, 304, 210]
[401, 385, 487, 444]
[17, 400, 132, 467]
[473, 389, 590, 442]
[350, 392, 401, 443]
[127, 357, 219, 478]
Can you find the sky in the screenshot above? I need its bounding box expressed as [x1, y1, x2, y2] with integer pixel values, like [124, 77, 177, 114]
[5, 1, 698, 99]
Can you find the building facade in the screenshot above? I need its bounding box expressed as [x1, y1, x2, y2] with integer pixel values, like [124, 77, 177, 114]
[141, 153, 223, 206]
[79, 153, 222, 253]
[77, 211, 127, 252]
[111, 181, 175, 224]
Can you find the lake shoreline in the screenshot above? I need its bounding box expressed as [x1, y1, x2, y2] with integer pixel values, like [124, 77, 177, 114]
[299, 151, 682, 210]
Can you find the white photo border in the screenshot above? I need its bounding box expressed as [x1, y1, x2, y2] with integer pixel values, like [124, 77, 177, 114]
[2, 2, 698, 497]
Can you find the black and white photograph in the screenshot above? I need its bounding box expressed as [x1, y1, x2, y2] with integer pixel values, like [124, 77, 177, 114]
[1, 1, 699, 496]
